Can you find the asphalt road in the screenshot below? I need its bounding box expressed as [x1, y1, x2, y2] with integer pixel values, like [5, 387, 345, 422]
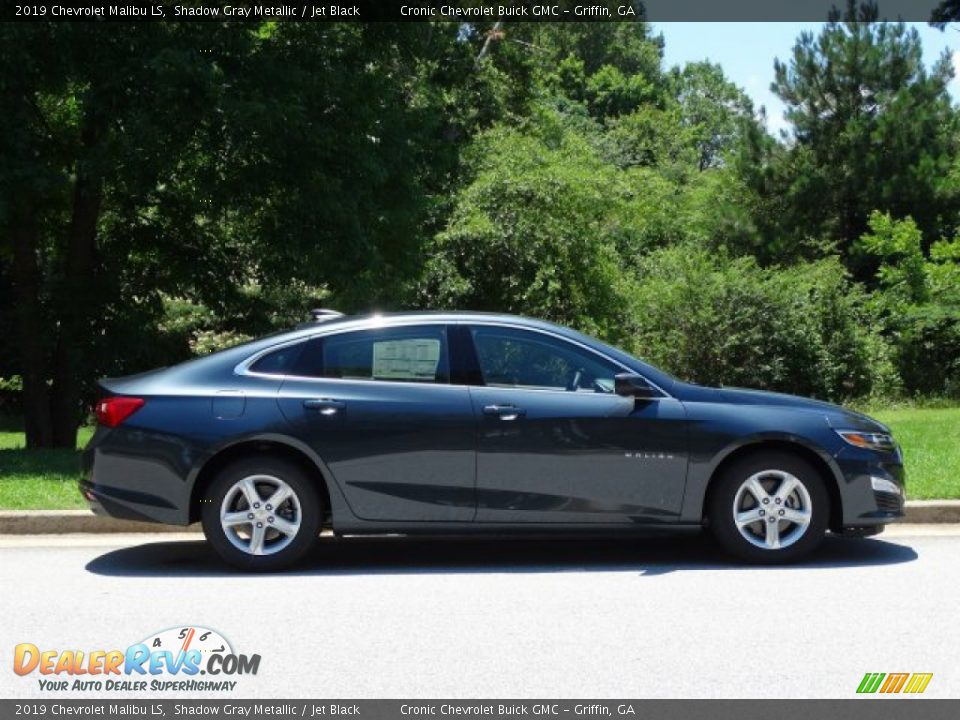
[1, 525, 958, 699]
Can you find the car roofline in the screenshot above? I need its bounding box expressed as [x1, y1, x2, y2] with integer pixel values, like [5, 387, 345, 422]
[233, 312, 678, 397]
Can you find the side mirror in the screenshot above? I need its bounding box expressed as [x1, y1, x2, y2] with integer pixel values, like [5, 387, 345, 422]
[614, 373, 658, 399]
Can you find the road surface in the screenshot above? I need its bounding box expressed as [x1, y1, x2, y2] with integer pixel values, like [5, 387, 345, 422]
[1, 525, 957, 699]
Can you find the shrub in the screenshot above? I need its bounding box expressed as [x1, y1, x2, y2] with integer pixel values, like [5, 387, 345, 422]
[858, 211, 960, 397]
[622, 246, 897, 400]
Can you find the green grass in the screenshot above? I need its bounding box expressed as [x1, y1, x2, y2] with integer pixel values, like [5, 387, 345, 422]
[0, 428, 94, 510]
[0, 409, 958, 509]
[867, 407, 960, 500]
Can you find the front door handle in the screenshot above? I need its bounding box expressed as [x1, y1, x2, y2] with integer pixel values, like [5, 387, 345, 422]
[303, 398, 346, 416]
[482, 404, 526, 421]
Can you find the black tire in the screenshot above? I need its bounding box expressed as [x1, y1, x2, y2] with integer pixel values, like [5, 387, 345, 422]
[707, 450, 830, 563]
[201, 456, 322, 571]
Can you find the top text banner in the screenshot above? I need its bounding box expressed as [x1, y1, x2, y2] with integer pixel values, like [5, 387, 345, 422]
[0, 1, 951, 23]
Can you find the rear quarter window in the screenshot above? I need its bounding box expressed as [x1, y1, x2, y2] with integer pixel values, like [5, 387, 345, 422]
[248, 343, 305, 375]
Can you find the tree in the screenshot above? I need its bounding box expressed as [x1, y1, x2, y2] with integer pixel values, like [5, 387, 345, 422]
[417, 117, 639, 343]
[0, 22, 473, 447]
[767, 1, 958, 275]
[485, 19, 665, 122]
[857, 211, 960, 395]
[0, 24, 229, 447]
[670, 61, 756, 172]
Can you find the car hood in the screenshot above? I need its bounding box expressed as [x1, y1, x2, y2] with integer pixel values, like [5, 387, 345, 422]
[715, 386, 889, 432]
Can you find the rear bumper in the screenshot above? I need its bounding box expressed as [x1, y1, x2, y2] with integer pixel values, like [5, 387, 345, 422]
[81, 426, 195, 526]
[80, 480, 171, 524]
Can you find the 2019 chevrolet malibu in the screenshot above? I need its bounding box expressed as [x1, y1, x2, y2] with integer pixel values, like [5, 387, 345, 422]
[81, 311, 905, 570]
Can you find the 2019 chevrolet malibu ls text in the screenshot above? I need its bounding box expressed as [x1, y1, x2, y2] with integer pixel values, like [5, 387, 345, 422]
[81, 311, 905, 570]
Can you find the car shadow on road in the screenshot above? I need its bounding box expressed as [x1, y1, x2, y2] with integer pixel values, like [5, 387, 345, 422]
[84, 530, 918, 577]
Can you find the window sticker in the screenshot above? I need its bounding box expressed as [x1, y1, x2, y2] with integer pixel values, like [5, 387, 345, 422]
[372, 339, 441, 381]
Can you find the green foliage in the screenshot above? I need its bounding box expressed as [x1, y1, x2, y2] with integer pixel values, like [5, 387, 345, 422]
[156, 280, 326, 360]
[0, 377, 22, 393]
[532, 21, 665, 121]
[669, 61, 756, 171]
[189, 330, 254, 357]
[602, 105, 697, 171]
[764, 3, 959, 273]
[418, 119, 636, 341]
[622, 246, 897, 400]
[0, 21, 484, 445]
[858, 212, 960, 396]
[857, 212, 929, 302]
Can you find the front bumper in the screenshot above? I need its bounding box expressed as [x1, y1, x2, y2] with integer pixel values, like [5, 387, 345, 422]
[834, 445, 906, 527]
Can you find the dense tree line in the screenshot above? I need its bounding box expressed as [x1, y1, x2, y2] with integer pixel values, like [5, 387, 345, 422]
[2, 3, 959, 447]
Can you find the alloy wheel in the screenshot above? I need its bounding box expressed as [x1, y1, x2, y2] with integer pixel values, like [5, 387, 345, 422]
[220, 474, 302, 556]
[732, 469, 812, 551]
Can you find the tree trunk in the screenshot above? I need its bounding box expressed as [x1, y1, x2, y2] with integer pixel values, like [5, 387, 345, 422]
[10, 208, 54, 448]
[49, 112, 104, 449]
[475, 21, 504, 66]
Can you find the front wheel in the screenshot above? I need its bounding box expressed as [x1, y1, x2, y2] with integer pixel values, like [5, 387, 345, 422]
[201, 456, 322, 571]
[708, 451, 829, 563]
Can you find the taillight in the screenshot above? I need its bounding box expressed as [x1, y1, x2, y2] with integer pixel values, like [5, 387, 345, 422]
[95, 397, 145, 427]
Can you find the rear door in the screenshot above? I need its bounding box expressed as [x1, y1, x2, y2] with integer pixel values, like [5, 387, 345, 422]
[464, 324, 688, 524]
[276, 324, 476, 522]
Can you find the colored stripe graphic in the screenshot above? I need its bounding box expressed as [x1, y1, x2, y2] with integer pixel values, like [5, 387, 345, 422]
[880, 673, 910, 693]
[857, 672, 933, 694]
[903, 673, 933, 694]
[857, 673, 885, 693]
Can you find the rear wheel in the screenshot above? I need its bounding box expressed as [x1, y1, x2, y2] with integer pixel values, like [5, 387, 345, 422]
[201, 456, 322, 571]
[708, 451, 829, 563]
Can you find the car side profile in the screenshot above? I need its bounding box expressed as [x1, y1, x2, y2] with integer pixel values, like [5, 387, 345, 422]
[82, 311, 906, 570]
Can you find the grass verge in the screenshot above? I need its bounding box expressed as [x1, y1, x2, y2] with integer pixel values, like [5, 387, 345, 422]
[868, 407, 960, 500]
[0, 428, 93, 510]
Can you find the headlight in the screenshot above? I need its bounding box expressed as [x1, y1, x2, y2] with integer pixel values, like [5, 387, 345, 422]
[835, 429, 897, 452]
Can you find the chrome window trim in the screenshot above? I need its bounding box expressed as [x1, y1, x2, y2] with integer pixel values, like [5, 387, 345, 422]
[234, 318, 673, 400]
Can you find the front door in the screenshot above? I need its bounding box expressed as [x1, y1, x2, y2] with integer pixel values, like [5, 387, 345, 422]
[277, 324, 476, 522]
[465, 325, 688, 523]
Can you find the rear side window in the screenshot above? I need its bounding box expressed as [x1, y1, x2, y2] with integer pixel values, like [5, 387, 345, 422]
[292, 326, 449, 384]
[248, 342, 305, 375]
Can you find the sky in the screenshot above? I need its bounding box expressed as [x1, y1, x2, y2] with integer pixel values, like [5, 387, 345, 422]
[655, 22, 960, 135]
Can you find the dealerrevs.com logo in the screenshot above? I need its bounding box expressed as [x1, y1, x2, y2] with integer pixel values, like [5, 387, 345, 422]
[857, 672, 933, 695]
[13, 626, 260, 693]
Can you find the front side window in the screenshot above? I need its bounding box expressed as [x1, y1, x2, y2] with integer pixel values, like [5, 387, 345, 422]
[470, 326, 618, 393]
[292, 325, 449, 384]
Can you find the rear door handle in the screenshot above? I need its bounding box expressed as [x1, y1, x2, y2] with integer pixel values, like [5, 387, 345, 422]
[482, 404, 526, 421]
[303, 398, 346, 416]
